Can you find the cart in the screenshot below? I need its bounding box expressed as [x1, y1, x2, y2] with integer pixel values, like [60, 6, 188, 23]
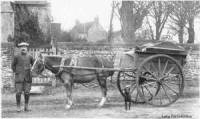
[117, 42, 187, 107]
[52, 42, 187, 107]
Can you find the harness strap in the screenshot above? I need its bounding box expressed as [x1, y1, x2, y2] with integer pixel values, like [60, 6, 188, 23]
[99, 57, 104, 68]
[59, 57, 66, 72]
[31, 56, 38, 71]
[97, 56, 104, 68]
[69, 54, 78, 66]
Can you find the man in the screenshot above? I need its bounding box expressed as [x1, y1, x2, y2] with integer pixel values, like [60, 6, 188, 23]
[11, 42, 34, 112]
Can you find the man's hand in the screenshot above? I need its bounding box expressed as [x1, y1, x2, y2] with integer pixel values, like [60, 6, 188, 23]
[13, 73, 15, 79]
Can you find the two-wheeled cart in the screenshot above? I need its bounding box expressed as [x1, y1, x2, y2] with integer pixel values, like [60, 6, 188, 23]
[54, 42, 187, 107]
[117, 42, 187, 107]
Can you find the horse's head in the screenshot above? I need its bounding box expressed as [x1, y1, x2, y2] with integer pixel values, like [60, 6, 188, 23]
[31, 53, 45, 76]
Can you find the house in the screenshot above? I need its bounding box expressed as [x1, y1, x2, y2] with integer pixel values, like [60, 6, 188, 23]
[112, 31, 125, 45]
[70, 17, 107, 42]
[1, 1, 51, 43]
[14, 1, 51, 41]
[1, 1, 15, 43]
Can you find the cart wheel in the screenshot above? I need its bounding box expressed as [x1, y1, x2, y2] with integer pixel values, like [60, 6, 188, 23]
[136, 54, 184, 107]
[117, 71, 144, 103]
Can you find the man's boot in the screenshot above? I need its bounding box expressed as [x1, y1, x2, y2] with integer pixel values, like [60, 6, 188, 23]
[16, 93, 21, 112]
[24, 93, 31, 111]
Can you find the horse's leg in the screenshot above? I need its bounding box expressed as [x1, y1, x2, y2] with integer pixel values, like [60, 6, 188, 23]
[97, 76, 107, 107]
[61, 73, 73, 109]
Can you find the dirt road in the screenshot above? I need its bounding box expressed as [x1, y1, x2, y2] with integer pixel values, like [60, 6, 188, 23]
[2, 84, 200, 118]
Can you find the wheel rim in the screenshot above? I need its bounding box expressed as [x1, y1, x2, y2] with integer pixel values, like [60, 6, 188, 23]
[136, 54, 184, 107]
[117, 71, 144, 102]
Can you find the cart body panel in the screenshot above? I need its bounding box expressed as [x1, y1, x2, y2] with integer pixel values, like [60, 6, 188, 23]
[133, 41, 187, 68]
[117, 41, 188, 106]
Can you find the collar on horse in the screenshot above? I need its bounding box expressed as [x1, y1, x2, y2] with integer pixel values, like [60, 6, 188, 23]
[56, 55, 78, 77]
[96, 56, 105, 68]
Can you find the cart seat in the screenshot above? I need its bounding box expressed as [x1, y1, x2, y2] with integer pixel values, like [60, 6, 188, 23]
[135, 41, 187, 56]
[124, 48, 135, 57]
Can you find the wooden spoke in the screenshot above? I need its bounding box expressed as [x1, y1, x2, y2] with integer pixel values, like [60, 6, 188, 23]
[161, 84, 171, 102]
[143, 82, 157, 89]
[150, 61, 158, 72]
[162, 60, 169, 75]
[158, 58, 161, 76]
[164, 81, 179, 86]
[142, 82, 156, 87]
[135, 91, 139, 102]
[141, 86, 145, 95]
[142, 66, 157, 79]
[166, 66, 175, 75]
[164, 75, 180, 84]
[141, 76, 157, 81]
[143, 85, 153, 98]
[163, 83, 178, 95]
[163, 74, 179, 80]
[130, 84, 137, 94]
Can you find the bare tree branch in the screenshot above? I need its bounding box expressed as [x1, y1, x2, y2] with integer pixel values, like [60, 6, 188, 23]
[118, 1, 152, 43]
[149, 1, 173, 40]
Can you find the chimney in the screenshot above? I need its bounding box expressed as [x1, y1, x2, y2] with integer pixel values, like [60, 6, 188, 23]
[75, 20, 80, 25]
[94, 16, 99, 24]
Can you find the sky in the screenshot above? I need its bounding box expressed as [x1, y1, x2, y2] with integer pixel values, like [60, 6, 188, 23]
[49, 0, 121, 31]
[49, 0, 200, 43]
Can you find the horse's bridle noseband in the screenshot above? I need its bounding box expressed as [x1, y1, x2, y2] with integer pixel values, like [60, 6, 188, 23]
[31, 55, 47, 76]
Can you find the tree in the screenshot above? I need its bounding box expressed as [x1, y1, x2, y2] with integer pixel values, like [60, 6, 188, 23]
[169, 1, 187, 43]
[12, 3, 49, 47]
[168, 1, 200, 43]
[184, 1, 200, 43]
[117, 1, 152, 43]
[60, 31, 72, 42]
[108, 1, 114, 43]
[149, 1, 173, 40]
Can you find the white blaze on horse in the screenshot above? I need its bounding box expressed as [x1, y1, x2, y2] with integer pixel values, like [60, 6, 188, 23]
[31, 53, 114, 109]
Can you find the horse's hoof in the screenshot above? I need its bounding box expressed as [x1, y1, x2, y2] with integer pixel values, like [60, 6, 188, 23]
[98, 97, 106, 107]
[98, 101, 104, 107]
[97, 104, 104, 108]
[65, 105, 72, 110]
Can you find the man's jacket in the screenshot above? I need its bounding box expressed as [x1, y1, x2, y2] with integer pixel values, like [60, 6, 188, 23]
[11, 53, 34, 83]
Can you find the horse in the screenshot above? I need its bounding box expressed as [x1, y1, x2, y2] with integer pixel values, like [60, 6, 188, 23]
[31, 53, 114, 109]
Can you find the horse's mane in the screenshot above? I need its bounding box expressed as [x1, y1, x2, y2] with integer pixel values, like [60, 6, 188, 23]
[43, 55, 114, 70]
[45, 56, 62, 65]
[95, 56, 114, 68]
[44, 56, 71, 66]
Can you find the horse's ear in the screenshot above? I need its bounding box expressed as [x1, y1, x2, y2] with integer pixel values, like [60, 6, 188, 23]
[38, 52, 43, 59]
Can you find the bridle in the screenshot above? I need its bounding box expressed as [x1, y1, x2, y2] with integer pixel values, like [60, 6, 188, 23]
[31, 55, 66, 77]
[31, 55, 48, 77]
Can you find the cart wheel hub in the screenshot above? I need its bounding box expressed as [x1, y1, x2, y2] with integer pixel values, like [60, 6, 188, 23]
[156, 80, 162, 85]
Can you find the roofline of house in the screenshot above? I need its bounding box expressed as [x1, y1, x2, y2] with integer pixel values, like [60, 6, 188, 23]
[14, 1, 50, 6]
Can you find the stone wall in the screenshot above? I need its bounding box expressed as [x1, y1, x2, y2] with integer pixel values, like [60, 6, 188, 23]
[1, 43, 14, 88]
[1, 45, 199, 90]
[183, 51, 200, 87]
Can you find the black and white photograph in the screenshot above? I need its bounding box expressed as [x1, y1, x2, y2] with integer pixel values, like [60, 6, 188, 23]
[1, 0, 200, 118]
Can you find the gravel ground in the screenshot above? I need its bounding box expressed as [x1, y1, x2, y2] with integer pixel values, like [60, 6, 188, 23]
[1, 81, 200, 118]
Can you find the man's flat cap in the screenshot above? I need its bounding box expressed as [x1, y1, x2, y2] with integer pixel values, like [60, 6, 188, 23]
[18, 42, 29, 47]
